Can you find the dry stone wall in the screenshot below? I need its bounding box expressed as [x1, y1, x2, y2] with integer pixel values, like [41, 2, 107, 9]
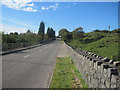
[64, 42, 120, 88]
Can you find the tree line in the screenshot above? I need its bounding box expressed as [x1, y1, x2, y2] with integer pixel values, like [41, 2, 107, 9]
[59, 27, 84, 42]
[2, 21, 56, 43]
[59, 27, 120, 42]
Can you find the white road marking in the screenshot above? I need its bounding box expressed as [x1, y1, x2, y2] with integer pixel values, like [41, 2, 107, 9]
[24, 55, 30, 58]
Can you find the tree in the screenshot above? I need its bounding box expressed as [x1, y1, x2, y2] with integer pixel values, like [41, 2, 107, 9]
[58, 28, 72, 41]
[14, 32, 18, 35]
[38, 21, 45, 41]
[72, 27, 83, 33]
[59, 28, 69, 37]
[111, 28, 120, 33]
[72, 27, 84, 39]
[100, 30, 109, 33]
[94, 29, 100, 32]
[62, 32, 72, 41]
[50, 28, 55, 38]
[10, 32, 14, 35]
[47, 27, 55, 39]
[26, 30, 31, 34]
[47, 27, 51, 39]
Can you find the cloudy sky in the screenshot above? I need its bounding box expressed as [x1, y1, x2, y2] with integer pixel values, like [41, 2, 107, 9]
[0, 0, 119, 35]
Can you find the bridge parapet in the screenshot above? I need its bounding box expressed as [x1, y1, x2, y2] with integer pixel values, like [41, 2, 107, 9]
[64, 42, 120, 88]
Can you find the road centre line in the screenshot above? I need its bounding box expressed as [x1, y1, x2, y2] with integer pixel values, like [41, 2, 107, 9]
[24, 55, 30, 58]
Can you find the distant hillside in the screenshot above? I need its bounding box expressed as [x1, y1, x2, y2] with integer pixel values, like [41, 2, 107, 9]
[67, 32, 119, 61]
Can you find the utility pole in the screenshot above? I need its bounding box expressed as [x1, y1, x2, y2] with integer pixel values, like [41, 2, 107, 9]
[108, 25, 110, 31]
[108, 25, 110, 37]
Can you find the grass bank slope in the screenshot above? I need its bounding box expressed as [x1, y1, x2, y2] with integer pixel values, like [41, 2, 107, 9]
[68, 32, 119, 61]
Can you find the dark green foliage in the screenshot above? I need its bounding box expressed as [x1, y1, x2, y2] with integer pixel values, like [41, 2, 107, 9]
[100, 30, 109, 33]
[59, 27, 84, 41]
[62, 32, 72, 41]
[82, 33, 105, 43]
[2, 21, 56, 44]
[10, 32, 14, 35]
[47, 27, 51, 38]
[94, 29, 120, 33]
[38, 21, 45, 41]
[14, 32, 18, 35]
[47, 27, 55, 39]
[111, 28, 120, 33]
[59, 28, 72, 41]
[2, 32, 39, 43]
[94, 29, 109, 33]
[93, 29, 100, 32]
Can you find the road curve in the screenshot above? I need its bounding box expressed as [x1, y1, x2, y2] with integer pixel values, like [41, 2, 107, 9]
[2, 39, 61, 88]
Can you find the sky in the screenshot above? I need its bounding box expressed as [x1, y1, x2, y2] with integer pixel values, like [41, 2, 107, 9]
[0, 0, 119, 36]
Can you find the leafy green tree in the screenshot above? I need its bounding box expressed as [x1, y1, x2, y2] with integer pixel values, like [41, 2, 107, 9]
[14, 32, 18, 35]
[72, 27, 84, 39]
[38, 21, 45, 41]
[59, 28, 69, 37]
[94, 29, 100, 32]
[10, 32, 14, 35]
[58, 28, 72, 41]
[62, 32, 72, 41]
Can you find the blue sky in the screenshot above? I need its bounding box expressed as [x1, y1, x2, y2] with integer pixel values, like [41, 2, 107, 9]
[1, 1, 118, 35]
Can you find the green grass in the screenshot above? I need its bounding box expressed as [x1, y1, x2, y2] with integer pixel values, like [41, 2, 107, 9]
[61, 40, 64, 44]
[50, 57, 88, 88]
[68, 33, 119, 61]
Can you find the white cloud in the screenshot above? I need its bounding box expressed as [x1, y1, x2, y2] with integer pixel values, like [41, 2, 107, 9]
[41, 3, 59, 10]
[23, 7, 37, 12]
[41, 6, 45, 10]
[0, 0, 37, 12]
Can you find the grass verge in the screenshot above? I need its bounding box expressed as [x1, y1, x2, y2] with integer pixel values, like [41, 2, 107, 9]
[61, 40, 64, 44]
[50, 57, 88, 88]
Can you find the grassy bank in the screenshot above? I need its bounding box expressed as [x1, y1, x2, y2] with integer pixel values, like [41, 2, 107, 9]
[50, 57, 88, 88]
[67, 32, 119, 61]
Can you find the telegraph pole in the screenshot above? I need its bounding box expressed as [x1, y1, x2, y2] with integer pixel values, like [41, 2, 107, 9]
[108, 25, 110, 37]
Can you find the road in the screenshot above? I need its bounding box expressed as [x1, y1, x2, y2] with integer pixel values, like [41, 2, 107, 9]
[2, 39, 61, 88]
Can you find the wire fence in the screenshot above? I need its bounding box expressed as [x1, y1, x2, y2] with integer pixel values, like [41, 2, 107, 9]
[2, 42, 40, 51]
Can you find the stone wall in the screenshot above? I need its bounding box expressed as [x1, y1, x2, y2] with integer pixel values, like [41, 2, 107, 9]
[64, 42, 120, 88]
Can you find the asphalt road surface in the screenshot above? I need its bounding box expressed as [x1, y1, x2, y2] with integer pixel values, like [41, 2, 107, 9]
[2, 39, 61, 88]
